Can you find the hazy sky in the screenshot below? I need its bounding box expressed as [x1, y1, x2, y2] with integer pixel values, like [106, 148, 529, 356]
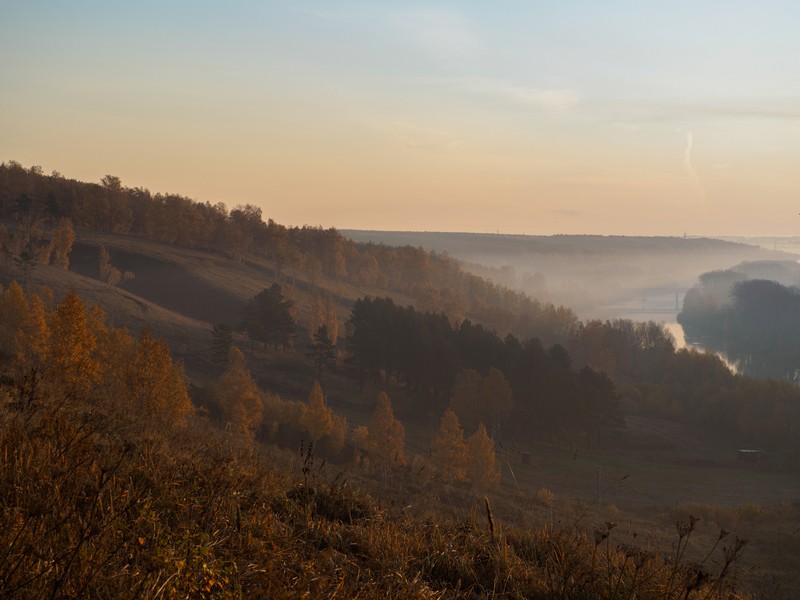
[2, 1, 799, 235]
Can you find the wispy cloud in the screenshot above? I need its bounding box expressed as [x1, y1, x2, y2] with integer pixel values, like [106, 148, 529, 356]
[598, 98, 800, 124]
[459, 78, 580, 112]
[389, 8, 479, 60]
[372, 120, 460, 150]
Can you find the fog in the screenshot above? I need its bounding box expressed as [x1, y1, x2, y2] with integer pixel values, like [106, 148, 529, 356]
[342, 231, 795, 328]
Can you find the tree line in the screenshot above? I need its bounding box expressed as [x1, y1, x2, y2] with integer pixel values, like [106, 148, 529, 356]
[680, 271, 800, 379]
[346, 296, 623, 444]
[0, 160, 577, 341]
[346, 296, 800, 455]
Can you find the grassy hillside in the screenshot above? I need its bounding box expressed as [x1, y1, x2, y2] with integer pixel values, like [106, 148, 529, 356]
[1, 359, 768, 599]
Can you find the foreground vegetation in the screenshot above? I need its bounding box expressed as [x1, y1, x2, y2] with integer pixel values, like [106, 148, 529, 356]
[0, 285, 761, 598]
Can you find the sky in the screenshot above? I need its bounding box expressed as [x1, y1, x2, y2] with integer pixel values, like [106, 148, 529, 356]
[1, 1, 799, 236]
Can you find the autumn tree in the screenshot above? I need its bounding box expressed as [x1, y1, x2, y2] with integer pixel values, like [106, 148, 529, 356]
[300, 380, 334, 442]
[466, 423, 500, 488]
[0, 281, 29, 357]
[50, 217, 74, 269]
[218, 346, 263, 438]
[366, 392, 406, 471]
[126, 327, 193, 426]
[47, 290, 99, 398]
[431, 408, 468, 483]
[98, 246, 132, 286]
[309, 291, 339, 345]
[14, 294, 50, 405]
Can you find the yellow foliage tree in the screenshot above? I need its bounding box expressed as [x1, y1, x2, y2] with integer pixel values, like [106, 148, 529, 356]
[0, 281, 29, 356]
[367, 392, 406, 470]
[94, 325, 134, 404]
[50, 218, 75, 269]
[219, 346, 263, 438]
[126, 328, 193, 426]
[47, 291, 99, 398]
[14, 294, 50, 404]
[466, 423, 500, 488]
[431, 408, 468, 483]
[300, 380, 334, 442]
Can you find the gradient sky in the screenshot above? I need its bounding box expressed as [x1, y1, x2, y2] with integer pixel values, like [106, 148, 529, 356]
[2, 1, 799, 235]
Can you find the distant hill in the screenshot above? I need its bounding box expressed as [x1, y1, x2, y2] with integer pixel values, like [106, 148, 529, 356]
[342, 230, 795, 319]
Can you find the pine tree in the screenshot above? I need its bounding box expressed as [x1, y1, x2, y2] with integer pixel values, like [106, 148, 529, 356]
[450, 367, 513, 433]
[431, 408, 468, 483]
[240, 283, 296, 350]
[306, 324, 336, 378]
[210, 323, 233, 365]
[466, 423, 500, 488]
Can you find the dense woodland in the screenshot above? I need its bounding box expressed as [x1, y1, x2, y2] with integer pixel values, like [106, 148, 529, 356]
[680, 268, 800, 380]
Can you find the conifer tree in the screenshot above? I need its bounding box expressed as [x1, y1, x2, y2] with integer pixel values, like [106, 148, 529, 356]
[431, 408, 468, 483]
[367, 392, 406, 470]
[466, 423, 500, 488]
[306, 324, 336, 378]
[219, 346, 263, 438]
[450, 367, 513, 433]
[47, 290, 99, 398]
[127, 327, 193, 426]
[300, 380, 334, 441]
[210, 323, 233, 365]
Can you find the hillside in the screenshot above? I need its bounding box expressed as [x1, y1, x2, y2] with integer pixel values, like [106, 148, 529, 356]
[342, 230, 795, 319]
[2, 162, 800, 597]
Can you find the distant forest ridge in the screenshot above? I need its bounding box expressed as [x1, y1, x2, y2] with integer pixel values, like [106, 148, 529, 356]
[341, 229, 792, 257]
[0, 161, 575, 343]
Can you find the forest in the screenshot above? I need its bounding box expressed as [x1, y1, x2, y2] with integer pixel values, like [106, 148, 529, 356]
[680, 265, 800, 380]
[1, 160, 799, 597]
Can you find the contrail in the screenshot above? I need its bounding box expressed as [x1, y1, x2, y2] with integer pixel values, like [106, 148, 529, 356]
[684, 131, 706, 199]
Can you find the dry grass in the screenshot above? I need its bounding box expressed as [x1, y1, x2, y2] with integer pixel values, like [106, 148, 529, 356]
[0, 383, 765, 599]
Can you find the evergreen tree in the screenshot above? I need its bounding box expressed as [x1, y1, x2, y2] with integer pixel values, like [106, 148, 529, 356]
[307, 324, 336, 378]
[450, 367, 513, 434]
[241, 283, 296, 350]
[211, 323, 233, 365]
